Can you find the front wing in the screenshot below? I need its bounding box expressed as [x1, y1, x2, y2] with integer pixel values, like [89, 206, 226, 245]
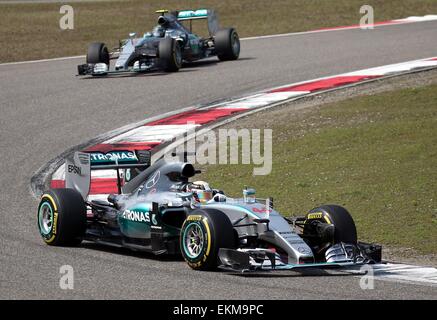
[77, 53, 161, 77]
[218, 242, 381, 272]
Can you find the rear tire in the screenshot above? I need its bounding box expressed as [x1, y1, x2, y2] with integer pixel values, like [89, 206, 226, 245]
[180, 209, 235, 270]
[158, 38, 182, 72]
[86, 42, 109, 65]
[214, 28, 240, 61]
[37, 189, 87, 246]
[306, 205, 357, 244]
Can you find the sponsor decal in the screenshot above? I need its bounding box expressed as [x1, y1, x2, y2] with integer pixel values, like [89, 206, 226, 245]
[151, 217, 162, 230]
[67, 164, 81, 175]
[125, 169, 131, 181]
[145, 170, 160, 189]
[90, 151, 138, 165]
[151, 213, 158, 225]
[68, 164, 82, 175]
[252, 206, 272, 214]
[187, 215, 202, 221]
[307, 212, 323, 219]
[298, 246, 311, 254]
[121, 209, 150, 223]
[178, 9, 208, 19]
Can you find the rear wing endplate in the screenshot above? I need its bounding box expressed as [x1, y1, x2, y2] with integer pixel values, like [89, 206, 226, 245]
[64, 150, 151, 198]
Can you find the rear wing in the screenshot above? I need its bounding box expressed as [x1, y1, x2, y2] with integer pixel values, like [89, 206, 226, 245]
[177, 9, 209, 20]
[176, 9, 219, 35]
[65, 150, 151, 199]
[89, 149, 151, 167]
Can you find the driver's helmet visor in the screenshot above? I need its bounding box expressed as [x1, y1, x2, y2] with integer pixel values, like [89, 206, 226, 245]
[197, 190, 213, 203]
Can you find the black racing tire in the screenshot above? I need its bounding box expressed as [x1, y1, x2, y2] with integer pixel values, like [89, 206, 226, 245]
[306, 205, 357, 244]
[37, 189, 87, 246]
[180, 209, 236, 271]
[214, 28, 240, 61]
[158, 37, 182, 72]
[86, 42, 109, 65]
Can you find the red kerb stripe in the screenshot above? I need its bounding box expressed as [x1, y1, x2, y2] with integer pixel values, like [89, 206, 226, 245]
[146, 108, 244, 125]
[84, 142, 160, 153]
[270, 75, 381, 93]
[50, 180, 65, 189]
[50, 178, 119, 195]
[89, 178, 119, 194]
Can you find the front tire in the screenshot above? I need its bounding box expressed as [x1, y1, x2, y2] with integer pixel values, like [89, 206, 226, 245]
[86, 42, 109, 65]
[37, 189, 86, 246]
[158, 37, 182, 72]
[306, 205, 357, 244]
[180, 209, 235, 271]
[214, 28, 240, 61]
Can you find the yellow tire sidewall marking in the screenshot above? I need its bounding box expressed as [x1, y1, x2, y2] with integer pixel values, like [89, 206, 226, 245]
[45, 212, 58, 243]
[323, 214, 332, 224]
[42, 194, 57, 212]
[202, 217, 211, 259]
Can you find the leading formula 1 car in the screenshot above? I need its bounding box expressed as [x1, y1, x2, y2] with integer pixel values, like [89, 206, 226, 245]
[77, 9, 240, 76]
[37, 152, 381, 271]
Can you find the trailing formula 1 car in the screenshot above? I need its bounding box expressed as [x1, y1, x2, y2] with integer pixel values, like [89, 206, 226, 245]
[77, 9, 240, 76]
[37, 152, 381, 271]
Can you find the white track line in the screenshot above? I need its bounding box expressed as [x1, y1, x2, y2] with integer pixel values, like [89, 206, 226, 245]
[346, 263, 437, 286]
[1, 15, 436, 66]
[0, 55, 85, 66]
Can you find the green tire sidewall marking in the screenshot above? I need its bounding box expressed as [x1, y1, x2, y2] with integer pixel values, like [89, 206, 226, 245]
[182, 221, 207, 261]
[38, 201, 54, 238]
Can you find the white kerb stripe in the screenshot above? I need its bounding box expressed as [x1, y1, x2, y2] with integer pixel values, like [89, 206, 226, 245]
[52, 164, 65, 180]
[395, 15, 437, 22]
[105, 124, 200, 144]
[220, 100, 271, 109]
[87, 194, 110, 202]
[218, 91, 310, 109]
[91, 170, 118, 179]
[343, 59, 437, 76]
[249, 91, 311, 102]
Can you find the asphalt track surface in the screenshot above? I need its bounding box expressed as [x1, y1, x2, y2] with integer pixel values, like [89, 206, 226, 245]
[1, 21, 437, 299]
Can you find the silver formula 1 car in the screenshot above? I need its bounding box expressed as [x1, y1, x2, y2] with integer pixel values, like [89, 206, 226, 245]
[77, 9, 240, 76]
[37, 152, 381, 272]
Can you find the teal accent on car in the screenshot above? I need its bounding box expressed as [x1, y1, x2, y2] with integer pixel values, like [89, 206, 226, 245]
[90, 151, 138, 165]
[178, 9, 208, 20]
[38, 201, 54, 236]
[181, 221, 202, 259]
[118, 202, 153, 238]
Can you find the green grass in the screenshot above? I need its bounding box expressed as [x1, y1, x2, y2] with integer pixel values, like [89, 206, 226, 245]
[198, 82, 437, 254]
[1, 0, 437, 62]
